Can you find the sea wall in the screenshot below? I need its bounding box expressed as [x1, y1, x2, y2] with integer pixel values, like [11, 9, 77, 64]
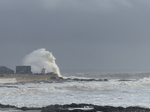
[0, 74, 59, 83]
[0, 78, 16, 83]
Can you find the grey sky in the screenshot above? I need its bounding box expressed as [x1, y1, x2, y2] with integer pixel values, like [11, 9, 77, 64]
[1, 0, 150, 73]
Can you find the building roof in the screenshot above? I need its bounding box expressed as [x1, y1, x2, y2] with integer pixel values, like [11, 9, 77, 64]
[16, 66, 31, 69]
[0, 66, 14, 72]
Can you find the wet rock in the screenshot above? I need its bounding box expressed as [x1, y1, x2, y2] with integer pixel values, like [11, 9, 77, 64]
[41, 104, 150, 112]
[0, 103, 150, 112]
[68, 78, 108, 82]
[0, 104, 16, 108]
[18, 107, 41, 111]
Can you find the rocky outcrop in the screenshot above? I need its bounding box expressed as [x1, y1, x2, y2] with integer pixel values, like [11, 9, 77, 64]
[0, 104, 40, 111]
[64, 78, 108, 82]
[41, 103, 150, 112]
[0, 103, 149, 112]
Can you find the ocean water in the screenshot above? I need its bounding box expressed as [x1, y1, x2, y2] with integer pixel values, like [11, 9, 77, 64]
[0, 72, 150, 108]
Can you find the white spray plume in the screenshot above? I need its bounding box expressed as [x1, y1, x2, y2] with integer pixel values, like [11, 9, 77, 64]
[23, 48, 61, 77]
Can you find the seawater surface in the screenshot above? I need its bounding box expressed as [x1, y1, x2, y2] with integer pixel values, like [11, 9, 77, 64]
[0, 72, 150, 108]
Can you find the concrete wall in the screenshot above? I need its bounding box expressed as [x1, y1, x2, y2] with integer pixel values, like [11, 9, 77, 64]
[0, 74, 59, 83]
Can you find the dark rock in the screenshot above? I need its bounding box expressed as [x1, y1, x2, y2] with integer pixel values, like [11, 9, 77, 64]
[118, 79, 132, 81]
[18, 107, 41, 111]
[70, 78, 108, 82]
[104, 79, 108, 81]
[41, 104, 150, 112]
[0, 103, 150, 112]
[0, 104, 16, 108]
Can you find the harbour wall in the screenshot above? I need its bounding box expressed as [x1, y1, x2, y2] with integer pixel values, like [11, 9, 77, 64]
[0, 74, 59, 83]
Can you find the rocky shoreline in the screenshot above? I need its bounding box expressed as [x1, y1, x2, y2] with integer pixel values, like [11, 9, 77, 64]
[1, 77, 137, 86]
[0, 103, 150, 112]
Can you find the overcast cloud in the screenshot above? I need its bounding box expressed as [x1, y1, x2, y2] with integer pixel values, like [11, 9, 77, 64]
[1, 0, 150, 73]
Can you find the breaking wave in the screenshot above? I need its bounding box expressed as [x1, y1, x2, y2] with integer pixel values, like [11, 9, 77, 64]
[23, 48, 61, 77]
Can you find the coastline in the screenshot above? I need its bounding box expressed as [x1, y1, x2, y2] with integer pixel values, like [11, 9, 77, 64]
[0, 103, 150, 112]
[0, 74, 60, 83]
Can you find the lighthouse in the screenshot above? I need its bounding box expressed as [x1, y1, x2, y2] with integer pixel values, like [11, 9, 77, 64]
[41, 68, 46, 74]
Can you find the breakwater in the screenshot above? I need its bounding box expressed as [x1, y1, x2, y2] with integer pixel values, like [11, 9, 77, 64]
[0, 74, 59, 83]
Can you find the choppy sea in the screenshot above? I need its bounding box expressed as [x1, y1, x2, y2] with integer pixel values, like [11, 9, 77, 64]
[0, 72, 150, 110]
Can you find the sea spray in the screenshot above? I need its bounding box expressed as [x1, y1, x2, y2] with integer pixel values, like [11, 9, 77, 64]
[23, 48, 61, 77]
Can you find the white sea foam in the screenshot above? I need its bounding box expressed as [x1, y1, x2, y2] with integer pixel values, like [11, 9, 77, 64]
[0, 74, 150, 108]
[23, 48, 61, 77]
